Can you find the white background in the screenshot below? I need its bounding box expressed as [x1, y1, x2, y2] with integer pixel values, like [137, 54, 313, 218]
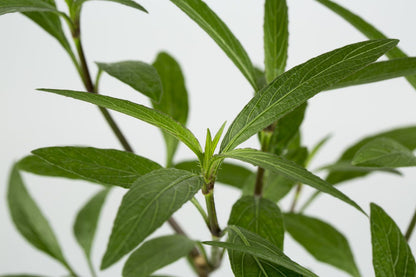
[1, 0, 416, 276]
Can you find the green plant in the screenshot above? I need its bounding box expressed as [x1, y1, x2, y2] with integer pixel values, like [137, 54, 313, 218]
[1, 0, 416, 276]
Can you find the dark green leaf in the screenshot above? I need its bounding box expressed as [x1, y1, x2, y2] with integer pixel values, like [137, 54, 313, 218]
[97, 61, 162, 102]
[0, 0, 60, 15]
[169, 0, 258, 90]
[72, 0, 147, 13]
[220, 148, 365, 214]
[39, 89, 203, 158]
[123, 235, 194, 277]
[264, 0, 289, 82]
[315, 0, 416, 90]
[101, 168, 203, 269]
[32, 146, 161, 188]
[220, 39, 398, 152]
[204, 226, 317, 277]
[74, 188, 110, 257]
[284, 213, 360, 277]
[352, 137, 416, 168]
[152, 52, 189, 166]
[370, 203, 416, 277]
[18, 155, 79, 179]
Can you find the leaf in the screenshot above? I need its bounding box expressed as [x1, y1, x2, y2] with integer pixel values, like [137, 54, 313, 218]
[122, 235, 195, 277]
[352, 137, 416, 168]
[39, 89, 203, 158]
[152, 52, 189, 166]
[81, 0, 147, 12]
[284, 213, 360, 277]
[101, 168, 203, 269]
[204, 226, 317, 277]
[264, 0, 289, 82]
[326, 126, 416, 184]
[73, 188, 110, 258]
[32, 146, 161, 188]
[305, 134, 331, 166]
[97, 61, 162, 102]
[220, 39, 398, 153]
[0, 274, 48, 277]
[331, 57, 416, 89]
[0, 0, 60, 15]
[7, 165, 70, 269]
[18, 155, 79, 179]
[220, 148, 365, 214]
[169, 0, 258, 90]
[370, 203, 416, 277]
[315, 0, 416, 90]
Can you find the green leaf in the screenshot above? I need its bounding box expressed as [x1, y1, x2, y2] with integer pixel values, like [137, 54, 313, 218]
[152, 52, 189, 166]
[264, 0, 289, 82]
[74, 188, 110, 258]
[18, 155, 79, 179]
[305, 134, 331, 166]
[0, 0, 60, 15]
[326, 126, 416, 184]
[101, 168, 203, 269]
[220, 39, 398, 153]
[315, 0, 416, 90]
[220, 148, 365, 214]
[7, 165, 70, 269]
[39, 89, 203, 158]
[284, 213, 360, 277]
[352, 137, 416, 168]
[331, 58, 416, 89]
[72, 0, 147, 13]
[204, 226, 317, 277]
[370, 203, 416, 277]
[169, 0, 258, 90]
[0, 274, 48, 277]
[32, 146, 161, 188]
[122, 235, 195, 277]
[97, 61, 162, 102]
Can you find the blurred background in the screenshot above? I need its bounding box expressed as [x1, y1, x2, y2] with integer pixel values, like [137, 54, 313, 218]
[1, 0, 416, 276]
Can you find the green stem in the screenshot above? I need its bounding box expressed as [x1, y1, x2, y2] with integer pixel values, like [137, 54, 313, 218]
[289, 184, 303, 212]
[204, 189, 222, 237]
[299, 190, 320, 213]
[405, 207, 416, 241]
[191, 197, 209, 228]
[86, 257, 97, 277]
[254, 167, 265, 197]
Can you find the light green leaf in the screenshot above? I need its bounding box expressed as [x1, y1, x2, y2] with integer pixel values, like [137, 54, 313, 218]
[204, 226, 317, 277]
[74, 188, 110, 258]
[0, 0, 60, 15]
[39, 89, 203, 158]
[18, 155, 79, 180]
[72, 0, 147, 13]
[169, 0, 258, 90]
[122, 235, 195, 277]
[32, 146, 161, 188]
[7, 165, 70, 270]
[370, 203, 416, 277]
[264, 0, 289, 82]
[152, 52, 189, 166]
[0, 275, 48, 277]
[315, 0, 416, 90]
[220, 148, 364, 214]
[101, 168, 203, 269]
[220, 39, 398, 153]
[352, 137, 416, 168]
[284, 213, 360, 277]
[305, 134, 331, 166]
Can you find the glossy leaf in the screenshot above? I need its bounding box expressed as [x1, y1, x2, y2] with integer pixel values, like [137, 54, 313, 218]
[97, 61, 162, 102]
[123, 235, 194, 277]
[39, 89, 203, 158]
[284, 213, 360, 277]
[169, 0, 258, 90]
[220, 39, 398, 152]
[152, 52, 189, 166]
[315, 0, 416, 90]
[74, 188, 110, 257]
[370, 203, 416, 277]
[220, 148, 364, 214]
[204, 226, 317, 277]
[264, 0, 289, 82]
[18, 155, 79, 180]
[32, 146, 161, 188]
[0, 0, 60, 15]
[101, 168, 203, 269]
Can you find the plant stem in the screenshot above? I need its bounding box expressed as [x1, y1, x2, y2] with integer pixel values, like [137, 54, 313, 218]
[191, 197, 210, 228]
[405, 207, 416, 241]
[86, 257, 97, 277]
[289, 183, 302, 212]
[254, 167, 265, 197]
[204, 188, 222, 237]
[299, 190, 320, 213]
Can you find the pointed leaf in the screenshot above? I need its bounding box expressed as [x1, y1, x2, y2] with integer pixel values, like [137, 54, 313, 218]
[0, 275, 48, 277]
[76, 0, 147, 12]
[32, 146, 161, 188]
[264, 0, 289, 82]
[122, 235, 194, 277]
[370, 203, 416, 277]
[0, 0, 60, 15]
[284, 213, 360, 277]
[101, 168, 203, 269]
[220, 39, 398, 152]
[18, 155, 79, 180]
[169, 0, 258, 90]
[74, 188, 110, 257]
[97, 61, 162, 102]
[39, 89, 203, 157]
[220, 148, 365, 214]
